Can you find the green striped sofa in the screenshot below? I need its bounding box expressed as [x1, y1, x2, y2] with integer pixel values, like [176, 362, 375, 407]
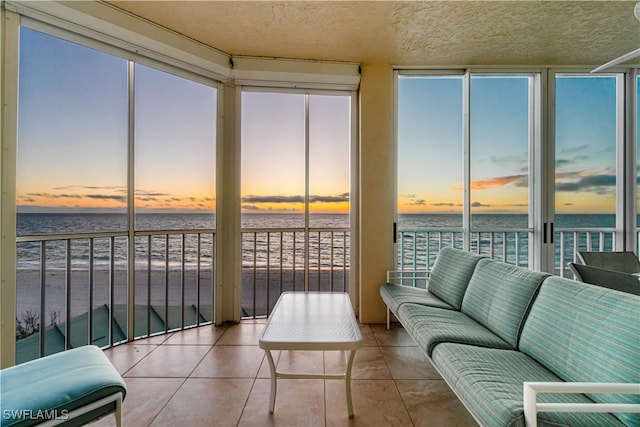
[380, 248, 640, 427]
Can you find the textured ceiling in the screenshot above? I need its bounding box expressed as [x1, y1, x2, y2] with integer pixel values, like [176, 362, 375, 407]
[106, 1, 640, 67]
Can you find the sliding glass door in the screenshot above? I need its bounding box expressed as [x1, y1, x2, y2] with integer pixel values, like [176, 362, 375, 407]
[241, 90, 353, 316]
[552, 73, 629, 277]
[396, 71, 536, 271]
[396, 69, 638, 276]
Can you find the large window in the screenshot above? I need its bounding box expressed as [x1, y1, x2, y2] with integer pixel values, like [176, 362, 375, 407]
[133, 64, 217, 336]
[396, 72, 534, 270]
[134, 64, 216, 226]
[396, 69, 638, 276]
[16, 28, 129, 361]
[17, 27, 128, 229]
[553, 75, 619, 275]
[397, 75, 463, 227]
[241, 90, 352, 316]
[470, 76, 531, 227]
[555, 76, 617, 217]
[16, 27, 217, 362]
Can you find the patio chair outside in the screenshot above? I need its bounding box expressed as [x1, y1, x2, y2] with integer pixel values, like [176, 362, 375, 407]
[568, 262, 640, 295]
[576, 251, 640, 274]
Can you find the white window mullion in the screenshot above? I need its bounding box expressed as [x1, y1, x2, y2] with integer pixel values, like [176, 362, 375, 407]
[529, 73, 543, 270]
[463, 70, 471, 251]
[349, 89, 360, 310]
[622, 71, 638, 251]
[304, 93, 310, 291]
[126, 61, 136, 341]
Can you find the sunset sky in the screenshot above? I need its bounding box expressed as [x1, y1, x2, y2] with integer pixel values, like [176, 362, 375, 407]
[16, 27, 638, 216]
[398, 74, 630, 215]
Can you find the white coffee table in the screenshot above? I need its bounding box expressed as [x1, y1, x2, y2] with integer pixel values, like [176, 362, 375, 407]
[258, 292, 363, 417]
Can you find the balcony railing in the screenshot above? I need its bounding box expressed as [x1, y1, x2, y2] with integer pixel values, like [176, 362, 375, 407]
[396, 226, 618, 281]
[397, 227, 531, 271]
[241, 227, 350, 317]
[15, 226, 350, 362]
[15, 229, 215, 364]
[16, 222, 620, 362]
[554, 227, 617, 278]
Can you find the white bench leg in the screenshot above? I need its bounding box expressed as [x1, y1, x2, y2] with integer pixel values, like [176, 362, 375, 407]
[115, 392, 123, 427]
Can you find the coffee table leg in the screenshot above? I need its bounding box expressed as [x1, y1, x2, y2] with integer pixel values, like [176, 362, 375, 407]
[265, 350, 278, 413]
[345, 349, 357, 417]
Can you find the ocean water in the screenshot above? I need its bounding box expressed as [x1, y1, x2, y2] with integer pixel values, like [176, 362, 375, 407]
[16, 212, 620, 271]
[16, 213, 351, 270]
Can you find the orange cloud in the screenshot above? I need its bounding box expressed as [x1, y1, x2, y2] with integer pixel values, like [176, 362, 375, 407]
[452, 175, 527, 191]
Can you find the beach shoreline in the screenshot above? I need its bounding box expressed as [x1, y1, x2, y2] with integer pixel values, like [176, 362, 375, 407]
[16, 267, 350, 326]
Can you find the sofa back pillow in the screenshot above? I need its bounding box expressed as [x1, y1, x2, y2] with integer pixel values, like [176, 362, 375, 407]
[519, 276, 640, 426]
[427, 247, 485, 310]
[461, 258, 548, 348]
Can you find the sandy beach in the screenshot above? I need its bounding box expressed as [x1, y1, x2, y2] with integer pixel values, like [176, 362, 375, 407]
[16, 267, 350, 327]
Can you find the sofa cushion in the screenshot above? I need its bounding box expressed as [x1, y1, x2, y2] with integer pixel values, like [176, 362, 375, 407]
[432, 343, 624, 427]
[380, 283, 454, 315]
[519, 276, 640, 426]
[427, 247, 485, 310]
[397, 303, 511, 356]
[461, 258, 548, 348]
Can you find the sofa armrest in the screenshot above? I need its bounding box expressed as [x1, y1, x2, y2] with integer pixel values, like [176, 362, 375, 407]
[523, 382, 640, 427]
[386, 270, 430, 287]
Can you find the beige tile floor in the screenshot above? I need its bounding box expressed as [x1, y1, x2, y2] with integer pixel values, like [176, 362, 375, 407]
[93, 321, 478, 427]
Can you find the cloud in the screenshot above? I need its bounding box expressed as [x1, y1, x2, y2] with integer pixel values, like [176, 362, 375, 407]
[136, 190, 172, 197]
[431, 202, 457, 207]
[556, 174, 615, 194]
[243, 195, 304, 204]
[243, 193, 349, 204]
[471, 202, 491, 207]
[24, 192, 82, 199]
[559, 144, 589, 154]
[242, 205, 262, 211]
[410, 199, 426, 206]
[310, 193, 350, 203]
[85, 194, 126, 202]
[488, 154, 527, 167]
[469, 174, 528, 190]
[53, 185, 126, 193]
[556, 154, 592, 168]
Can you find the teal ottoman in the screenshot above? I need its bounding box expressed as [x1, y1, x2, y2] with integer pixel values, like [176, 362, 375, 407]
[1, 345, 126, 427]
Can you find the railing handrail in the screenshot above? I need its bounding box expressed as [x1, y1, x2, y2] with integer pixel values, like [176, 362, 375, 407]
[396, 226, 616, 233]
[241, 227, 349, 233]
[17, 228, 216, 243]
[17, 231, 129, 242]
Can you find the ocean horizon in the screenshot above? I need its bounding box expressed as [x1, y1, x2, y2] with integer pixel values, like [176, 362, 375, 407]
[17, 211, 620, 237]
[15, 211, 621, 271]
